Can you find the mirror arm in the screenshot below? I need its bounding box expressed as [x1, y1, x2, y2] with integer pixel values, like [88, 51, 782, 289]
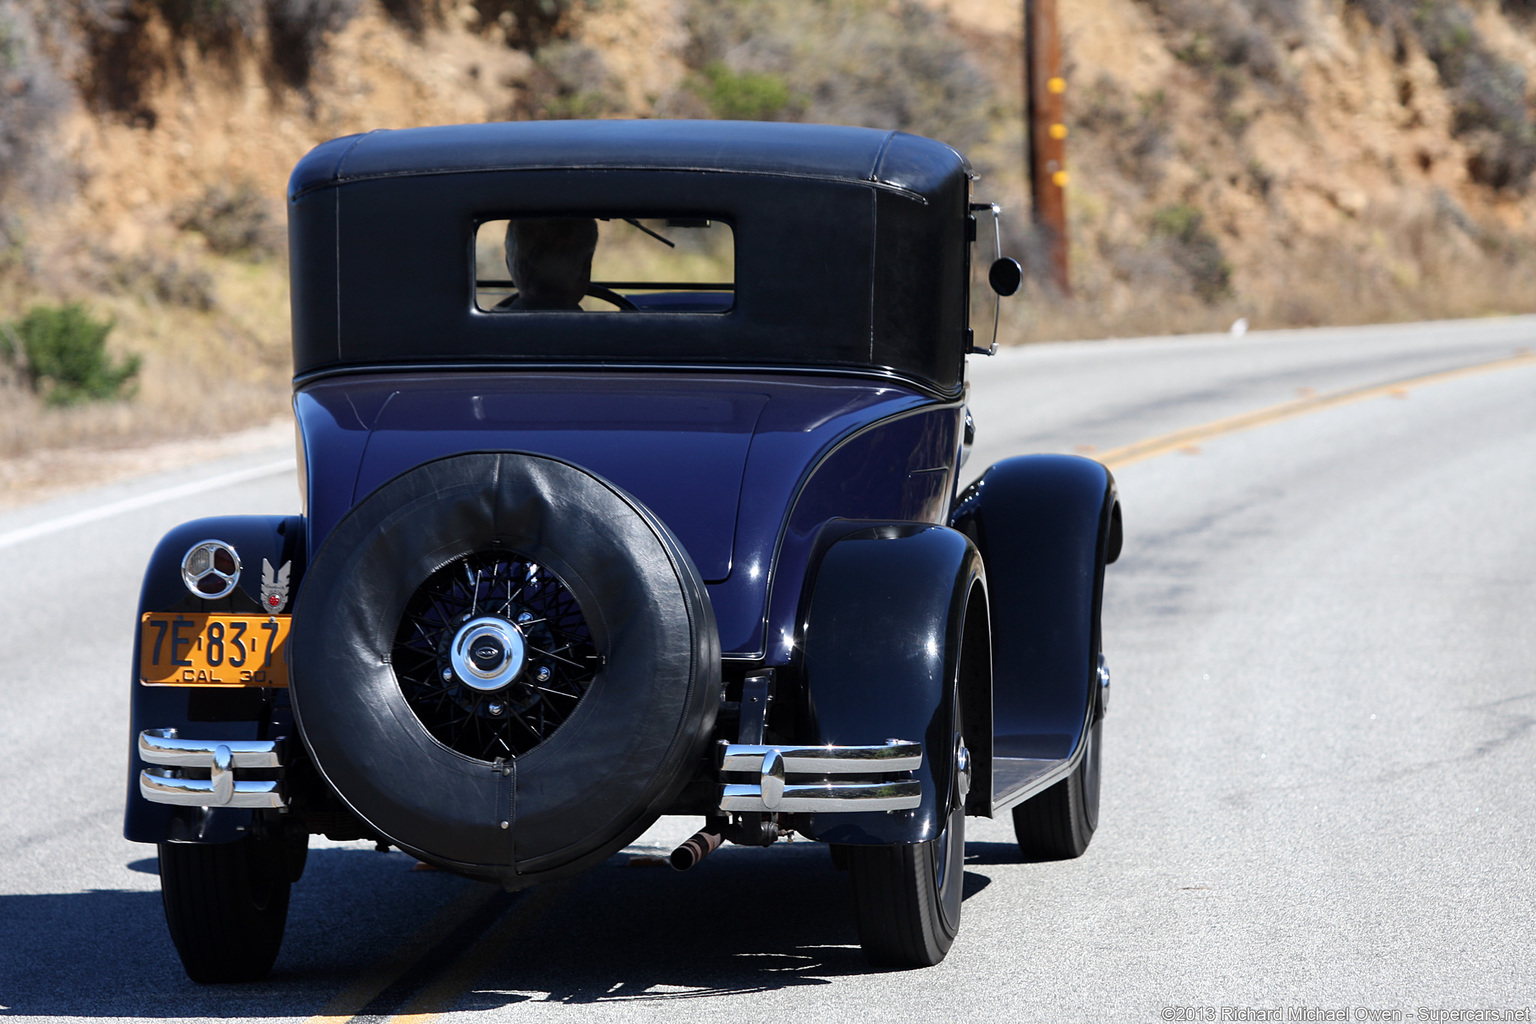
[967, 328, 997, 357]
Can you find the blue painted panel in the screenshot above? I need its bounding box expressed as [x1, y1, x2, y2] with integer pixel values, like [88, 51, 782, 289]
[351, 381, 768, 583]
[754, 404, 963, 663]
[950, 455, 1115, 761]
[294, 387, 381, 559]
[697, 384, 947, 655]
[296, 371, 959, 656]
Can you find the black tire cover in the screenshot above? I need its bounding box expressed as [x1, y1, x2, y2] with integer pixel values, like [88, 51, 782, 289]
[289, 452, 719, 882]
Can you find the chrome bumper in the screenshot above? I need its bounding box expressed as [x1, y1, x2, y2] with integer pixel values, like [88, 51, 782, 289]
[717, 740, 923, 813]
[137, 728, 286, 810]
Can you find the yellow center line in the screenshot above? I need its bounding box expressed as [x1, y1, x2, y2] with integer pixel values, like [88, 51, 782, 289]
[303, 882, 502, 1024]
[387, 882, 570, 1024]
[1097, 350, 1536, 470]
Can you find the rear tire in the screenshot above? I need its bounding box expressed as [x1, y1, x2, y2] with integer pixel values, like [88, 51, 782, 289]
[158, 837, 292, 983]
[844, 815, 964, 968]
[1013, 718, 1100, 860]
[845, 701, 967, 969]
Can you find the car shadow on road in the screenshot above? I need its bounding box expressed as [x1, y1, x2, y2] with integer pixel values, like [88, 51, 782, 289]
[0, 846, 470, 1019]
[1, 842, 999, 1017]
[965, 840, 1025, 865]
[444, 841, 996, 1010]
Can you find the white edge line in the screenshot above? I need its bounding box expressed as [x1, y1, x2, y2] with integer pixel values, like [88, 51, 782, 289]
[0, 459, 297, 552]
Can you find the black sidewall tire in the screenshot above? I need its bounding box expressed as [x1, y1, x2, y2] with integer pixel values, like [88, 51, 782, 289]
[158, 838, 290, 983]
[1082, 717, 1102, 833]
[845, 693, 965, 968]
[289, 452, 718, 880]
[1012, 717, 1100, 860]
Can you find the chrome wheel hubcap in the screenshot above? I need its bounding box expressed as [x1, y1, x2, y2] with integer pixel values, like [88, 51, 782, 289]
[449, 617, 526, 692]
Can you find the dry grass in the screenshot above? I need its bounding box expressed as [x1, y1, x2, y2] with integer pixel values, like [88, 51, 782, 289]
[1002, 197, 1536, 344]
[0, 418, 292, 511]
[0, 253, 292, 460]
[5, 0, 1536, 485]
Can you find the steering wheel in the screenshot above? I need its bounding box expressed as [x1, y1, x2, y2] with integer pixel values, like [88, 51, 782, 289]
[493, 286, 638, 312]
[585, 285, 638, 310]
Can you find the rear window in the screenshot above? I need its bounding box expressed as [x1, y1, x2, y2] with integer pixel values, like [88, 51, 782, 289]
[474, 216, 735, 314]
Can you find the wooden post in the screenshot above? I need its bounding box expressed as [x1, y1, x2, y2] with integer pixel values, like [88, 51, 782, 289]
[1025, 0, 1070, 296]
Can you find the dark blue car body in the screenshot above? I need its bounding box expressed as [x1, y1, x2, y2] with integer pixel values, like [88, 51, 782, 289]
[125, 120, 1120, 979]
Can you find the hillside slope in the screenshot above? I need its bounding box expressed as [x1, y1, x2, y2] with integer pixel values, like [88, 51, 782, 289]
[0, 0, 1532, 462]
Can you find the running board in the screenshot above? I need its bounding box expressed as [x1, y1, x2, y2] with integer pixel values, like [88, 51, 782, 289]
[989, 665, 1105, 815]
[991, 755, 1075, 813]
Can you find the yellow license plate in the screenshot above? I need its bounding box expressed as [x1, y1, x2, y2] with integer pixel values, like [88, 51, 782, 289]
[139, 613, 291, 687]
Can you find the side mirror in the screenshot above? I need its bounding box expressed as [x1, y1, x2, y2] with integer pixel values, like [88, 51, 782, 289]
[988, 257, 1022, 297]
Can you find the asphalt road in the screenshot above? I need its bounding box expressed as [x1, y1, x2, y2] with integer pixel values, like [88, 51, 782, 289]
[1, 317, 1532, 1023]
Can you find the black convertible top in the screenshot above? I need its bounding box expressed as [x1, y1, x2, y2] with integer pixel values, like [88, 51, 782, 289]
[288, 120, 974, 395]
[291, 120, 966, 197]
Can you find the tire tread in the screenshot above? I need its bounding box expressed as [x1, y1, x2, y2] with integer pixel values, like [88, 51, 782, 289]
[159, 840, 290, 983]
[845, 842, 952, 968]
[1012, 721, 1099, 860]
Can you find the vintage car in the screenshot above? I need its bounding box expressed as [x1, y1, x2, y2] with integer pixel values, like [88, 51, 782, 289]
[124, 120, 1121, 982]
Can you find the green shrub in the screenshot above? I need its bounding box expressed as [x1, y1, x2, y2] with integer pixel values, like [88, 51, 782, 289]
[266, 0, 361, 87]
[1151, 204, 1233, 303]
[1417, 1, 1536, 190]
[525, 40, 620, 118]
[153, 0, 260, 51]
[678, 0, 994, 152]
[1150, 0, 1287, 84]
[691, 61, 796, 120]
[472, 0, 582, 51]
[376, 0, 584, 50]
[110, 252, 218, 310]
[1, 303, 141, 406]
[1077, 78, 1175, 182]
[1348, 0, 1535, 190]
[178, 182, 281, 259]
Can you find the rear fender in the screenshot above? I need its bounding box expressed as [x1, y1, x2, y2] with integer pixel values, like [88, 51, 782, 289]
[124, 515, 306, 845]
[950, 454, 1118, 813]
[792, 522, 988, 845]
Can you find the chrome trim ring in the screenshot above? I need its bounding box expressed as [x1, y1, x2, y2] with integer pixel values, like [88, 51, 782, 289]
[181, 540, 241, 600]
[448, 616, 527, 693]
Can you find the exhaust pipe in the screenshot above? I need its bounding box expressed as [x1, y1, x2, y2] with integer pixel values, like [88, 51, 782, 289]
[670, 830, 723, 871]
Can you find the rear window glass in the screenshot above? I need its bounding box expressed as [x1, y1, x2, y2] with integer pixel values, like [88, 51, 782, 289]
[474, 217, 734, 314]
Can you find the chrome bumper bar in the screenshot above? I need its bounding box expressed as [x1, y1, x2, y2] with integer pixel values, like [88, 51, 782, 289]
[717, 740, 923, 813]
[137, 728, 286, 810]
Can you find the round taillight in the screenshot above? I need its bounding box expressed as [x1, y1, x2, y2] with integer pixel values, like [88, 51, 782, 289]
[182, 540, 241, 600]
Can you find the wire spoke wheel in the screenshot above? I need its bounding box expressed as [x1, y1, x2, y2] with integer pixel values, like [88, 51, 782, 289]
[392, 550, 599, 762]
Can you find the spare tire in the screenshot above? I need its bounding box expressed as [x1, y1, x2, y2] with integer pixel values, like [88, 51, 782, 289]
[289, 452, 719, 885]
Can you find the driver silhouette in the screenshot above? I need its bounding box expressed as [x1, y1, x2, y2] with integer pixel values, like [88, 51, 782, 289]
[501, 217, 599, 311]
